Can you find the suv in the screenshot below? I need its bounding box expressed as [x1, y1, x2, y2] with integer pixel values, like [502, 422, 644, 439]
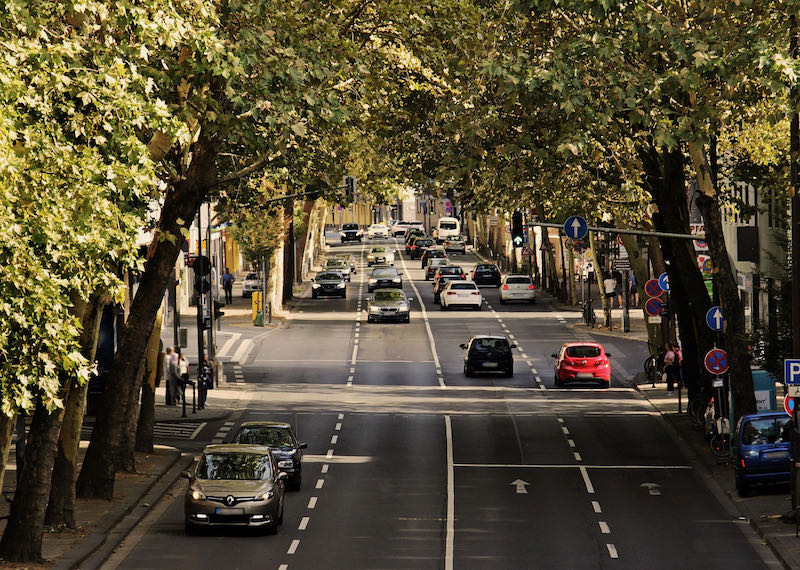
[421, 246, 447, 268]
[472, 263, 501, 287]
[408, 237, 434, 259]
[460, 335, 515, 378]
[404, 230, 427, 253]
[339, 223, 363, 243]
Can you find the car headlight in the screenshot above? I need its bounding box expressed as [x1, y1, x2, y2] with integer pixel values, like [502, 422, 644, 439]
[256, 489, 275, 501]
[190, 487, 206, 501]
[398, 303, 409, 311]
[340, 232, 345, 237]
[369, 278, 377, 284]
[392, 278, 401, 283]
[336, 283, 346, 288]
[312, 283, 320, 289]
[370, 306, 381, 313]
[277, 460, 294, 469]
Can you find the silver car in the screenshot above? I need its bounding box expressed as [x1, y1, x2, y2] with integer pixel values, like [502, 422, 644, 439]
[184, 444, 286, 535]
[367, 289, 412, 323]
[324, 258, 351, 281]
[242, 272, 260, 298]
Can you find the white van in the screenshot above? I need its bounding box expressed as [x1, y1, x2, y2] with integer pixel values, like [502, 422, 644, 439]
[435, 217, 460, 242]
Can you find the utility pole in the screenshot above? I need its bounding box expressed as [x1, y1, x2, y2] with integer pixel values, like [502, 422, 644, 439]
[789, 14, 800, 521]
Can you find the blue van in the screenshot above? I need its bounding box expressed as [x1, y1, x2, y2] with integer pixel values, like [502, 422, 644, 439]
[735, 411, 792, 496]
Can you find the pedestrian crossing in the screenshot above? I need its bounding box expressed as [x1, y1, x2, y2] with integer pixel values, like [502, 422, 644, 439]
[81, 421, 206, 440]
[233, 363, 245, 383]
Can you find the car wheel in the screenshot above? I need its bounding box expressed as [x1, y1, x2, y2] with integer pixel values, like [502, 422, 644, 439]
[277, 498, 285, 525]
[464, 365, 472, 377]
[499, 298, 506, 304]
[474, 304, 481, 310]
[554, 375, 562, 387]
[530, 298, 536, 304]
[505, 370, 514, 378]
[341, 291, 347, 298]
[185, 520, 197, 535]
[601, 380, 610, 389]
[404, 316, 410, 323]
[312, 293, 318, 299]
[440, 303, 447, 311]
[425, 275, 430, 281]
[736, 477, 749, 497]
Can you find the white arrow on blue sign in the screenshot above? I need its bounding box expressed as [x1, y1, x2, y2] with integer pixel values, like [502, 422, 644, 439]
[658, 272, 670, 292]
[564, 216, 588, 240]
[705, 306, 723, 331]
[785, 359, 800, 385]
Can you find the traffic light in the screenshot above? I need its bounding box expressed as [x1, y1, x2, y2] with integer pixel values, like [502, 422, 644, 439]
[511, 211, 524, 247]
[344, 175, 356, 200]
[193, 254, 212, 294]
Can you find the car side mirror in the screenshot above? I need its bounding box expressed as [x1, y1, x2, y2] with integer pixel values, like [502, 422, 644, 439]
[459, 343, 467, 350]
[510, 344, 517, 349]
[182, 470, 193, 480]
[408, 298, 414, 302]
[605, 353, 612, 357]
[277, 472, 288, 482]
[298, 442, 308, 449]
[551, 353, 558, 358]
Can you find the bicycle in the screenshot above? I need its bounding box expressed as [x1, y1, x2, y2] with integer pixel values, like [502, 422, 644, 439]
[643, 344, 665, 387]
[705, 396, 731, 457]
[582, 300, 596, 327]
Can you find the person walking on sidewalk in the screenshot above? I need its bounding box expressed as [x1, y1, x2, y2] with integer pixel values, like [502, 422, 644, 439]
[603, 274, 616, 308]
[664, 344, 677, 393]
[178, 352, 190, 402]
[221, 268, 234, 304]
[164, 346, 179, 405]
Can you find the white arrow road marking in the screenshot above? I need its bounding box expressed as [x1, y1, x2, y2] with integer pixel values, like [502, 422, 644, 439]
[511, 479, 530, 494]
[641, 482, 662, 496]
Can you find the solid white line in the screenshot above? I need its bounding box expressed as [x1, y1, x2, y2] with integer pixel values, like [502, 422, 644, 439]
[316, 479, 324, 489]
[331, 435, 338, 444]
[599, 521, 611, 534]
[190, 422, 208, 440]
[453, 463, 691, 470]
[308, 497, 317, 509]
[335, 422, 342, 431]
[287, 539, 300, 554]
[445, 416, 455, 570]
[299, 516, 310, 531]
[574, 452, 582, 461]
[580, 466, 595, 494]
[607, 544, 619, 559]
[216, 332, 242, 358]
[351, 345, 358, 362]
[592, 501, 602, 513]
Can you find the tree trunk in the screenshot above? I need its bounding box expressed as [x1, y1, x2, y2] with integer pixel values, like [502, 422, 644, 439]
[76, 137, 218, 500]
[118, 351, 146, 473]
[688, 142, 756, 417]
[616, 231, 663, 351]
[0, 397, 65, 562]
[639, 144, 716, 400]
[45, 294, 104, 528]
[136, 309, 163, 454]
[0, 413, 15, 495]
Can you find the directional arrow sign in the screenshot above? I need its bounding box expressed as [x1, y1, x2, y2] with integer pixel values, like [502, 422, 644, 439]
[640, 483, 662, 496]
[564, 215, 588, 240]
[510, 479, 530, 494]
[658, 272, 670, 292]
[705, 306, 723, 332]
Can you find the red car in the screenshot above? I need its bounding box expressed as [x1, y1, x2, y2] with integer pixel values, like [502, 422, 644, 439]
[552, 342, 611, 388]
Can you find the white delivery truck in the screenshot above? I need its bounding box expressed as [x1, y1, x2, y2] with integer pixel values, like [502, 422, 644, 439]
[435, 217, 460, 242]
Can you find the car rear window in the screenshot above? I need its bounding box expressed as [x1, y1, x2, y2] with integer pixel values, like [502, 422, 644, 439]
[507, 277, 531, 284]
[441, 266, 463, 274]
[439, 221, 458, 230]
[451, 283, 477, 290]
[234, 427, 294, 448]
[741, 417, 792, 445]
[473, 339, 509, 351]
[416, 239, 433, 246]
[565, 346, 602, 358]
[476, 265, 498, 272]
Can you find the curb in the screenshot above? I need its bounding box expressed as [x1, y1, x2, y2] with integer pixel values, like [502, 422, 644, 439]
[54, 447, 192, 570]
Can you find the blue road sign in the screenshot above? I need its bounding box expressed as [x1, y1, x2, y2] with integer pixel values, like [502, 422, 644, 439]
[564, 216, 588, 240]
[785, 359, 800, 385]
[658, 272, 670, 292]
[705, 306, 723, 332]
[645, 297, 664, 317]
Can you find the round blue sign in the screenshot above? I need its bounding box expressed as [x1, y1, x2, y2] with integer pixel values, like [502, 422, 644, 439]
[705, 306, 723, 332]
[564, 216, 588, 240]
[658, 272, 670, 292]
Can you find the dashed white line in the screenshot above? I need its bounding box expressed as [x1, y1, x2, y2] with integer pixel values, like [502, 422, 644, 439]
[308, 497, 317, 509]
[287, 539, 300, 554]
[607, 544, 619, 559]
[315, 479, 325, 489]
[299, 517, 310, 531]
[347, 375, 353, 383]
[338, 413, 344, 420]
[562, 427, 570, 435]
[321, 464, 329, 474]
[279, 565, 288, 570]
[579, 466, 595, 494]
[574, 452, 582, 461]
[335, 422, 342, 431]
[330, 435, 338, 444]
[557, 418, 564, 424]
[326, 449, 334, 458]
[599, 521, 611, 534]
[592, 501, 602, 513]
[568, 439, 576, 448]
[349, 368, 355, 374]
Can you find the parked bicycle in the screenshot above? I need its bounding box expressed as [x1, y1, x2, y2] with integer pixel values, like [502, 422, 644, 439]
[643, 343, 665, 387]
[582, 300, 596, 327]
[704, 396, 731, 457]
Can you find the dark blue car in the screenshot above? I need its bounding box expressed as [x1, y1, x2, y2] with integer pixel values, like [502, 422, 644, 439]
[735, 411, 792, 496]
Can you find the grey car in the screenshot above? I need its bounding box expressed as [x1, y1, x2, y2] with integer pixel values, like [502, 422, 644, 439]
[312, 271, 347, 298]
[367, 289, 413, 323]
[324, 259, 351, 281]
[368, 267, 403, 293]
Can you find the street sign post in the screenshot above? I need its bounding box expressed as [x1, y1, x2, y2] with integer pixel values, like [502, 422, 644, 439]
[564, 215, 588, 240]
[705, 306, 724, 332]
[704, 348, 729, 375]
[645, 297, 664, 317]
[785, 359, 800, 385]
[644, 279, 663, 298]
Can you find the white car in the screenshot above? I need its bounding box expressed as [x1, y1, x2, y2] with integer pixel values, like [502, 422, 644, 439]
[367, 224, 389, 239]
[392, 222, 410, 237]
[366, 247, 395, 266]
[324, 259, 351, 281]
[440, 280, 483, 311]
[499, 274, 536, 304]
[242, 272, 260, 297]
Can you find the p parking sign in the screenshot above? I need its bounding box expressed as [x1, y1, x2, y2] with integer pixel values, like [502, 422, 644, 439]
[785, 359, 800, 385]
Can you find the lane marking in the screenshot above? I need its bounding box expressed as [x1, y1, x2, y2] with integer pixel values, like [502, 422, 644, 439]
[331, 435, 338, 444]
[599, 521, 611, 534]
[592, 501, 602, 513]
[521, 353, 527, 359]
[607, 544, 618, 559]
[349, 367, 355, 374]
[299, 517, 310, 531]
[321, 464, 329, 474]
[453, 463, 692, 470]
[326, 449, 334, 458]
[316, 479, 325, 489]
[579, 466, 595, 494]
[279, 565, 288, 570]
[190, 422, 208, 440]
[562, 427, 570, 435]
[574, 452, 582, 462]
[557, 418, 564, 424]
[347, 375, 353, 383]
[335, 423, 342, 431]
[445, 416, 455, 570]
[338, 413, 344, 420]
[307, 497, 317, 509]
[217, 332, 242, 358]
[231, 339, 254, 364]
[287, 539, 300, 554]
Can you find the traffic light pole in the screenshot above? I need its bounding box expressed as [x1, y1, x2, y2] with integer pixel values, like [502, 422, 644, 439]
[193, 205, 204, 417]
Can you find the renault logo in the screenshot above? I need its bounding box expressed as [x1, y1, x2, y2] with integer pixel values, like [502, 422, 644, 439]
[224, 495, 236, 507]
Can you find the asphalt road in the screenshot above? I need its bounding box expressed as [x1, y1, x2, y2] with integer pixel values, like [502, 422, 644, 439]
[111, 237, 776, 569]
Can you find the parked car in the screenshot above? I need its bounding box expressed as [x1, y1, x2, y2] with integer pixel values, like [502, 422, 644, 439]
[426, 258, 450, 280]
[404, 230, 427, 253]
[499, 274, 536, 304]
[242, 272, 260, 298]
[440, 280, 483, 311]
[324, 258, 351, 281]
[471, 263, 501, 287]
[460, 335, 515, 377]
[367, 289, 413, 323]
[443, 235, 467, 254]
[230, 421, 307, 491]
[311, 271, 347, 298]
[367, 247, 395, 266]
[433, 265, 466, 281]
[408, 237, 435, 259]
[183, 444, 286, 534]
[367, 223, 389, 239]
[552, 342, 611, 388]
[735, 411, 792, 496]
[433, 274, 466, 304]
[339, 223, 362, 243]
[421, 246, 447, 268]
[368, 267, 403, 292]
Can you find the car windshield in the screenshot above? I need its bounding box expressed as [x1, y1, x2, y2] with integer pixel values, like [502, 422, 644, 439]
[450, 283, 476, 290]
[234, 427, 295, 449]
[741, 417, 792, 445]
[317, 273, 343, 280]
[472, 338, 509, 351]
[372, 269, 398, 278]
[245, 273, 258, 280]
[370, 248, 386, 253]
[373, 291, 405, 302]
[565, 346, 602, 358]
[196, 452, 272, 481]
[448, 236, 463, 242]
[507, 277, 531, 284]
[342, 224, 359, 230]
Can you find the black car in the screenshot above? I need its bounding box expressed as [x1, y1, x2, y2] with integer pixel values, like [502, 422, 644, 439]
[339, 223, 362, 242]
[404, 230, 427, 253]
[368, 267, 403, 292]
[421, 247, 447, 268]
[460, 335, 515, 377]
[472, 263, 501, 287]
[408, 238, 434, 259]
[433, 274, 466, 304]
[230, 421, 308, 490]
[311, 271, 347, 298]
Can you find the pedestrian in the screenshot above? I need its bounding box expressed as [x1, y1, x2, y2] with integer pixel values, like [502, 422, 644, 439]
[221, 267, 234, 305]
[603, 273, 616, 308]
[163, 346, 175, 405]
[613, 271, 623, 309]
[178, 352, 189, 402]
[663, 343, 677, 393]
[629, 272, 638, 307]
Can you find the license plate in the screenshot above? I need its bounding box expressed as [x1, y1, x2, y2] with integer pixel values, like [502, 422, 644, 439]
[763, 451, 789, 460]
[577, 372, 594, 379]
[215, 507, 244, 515]
[483, 362, 499, 368]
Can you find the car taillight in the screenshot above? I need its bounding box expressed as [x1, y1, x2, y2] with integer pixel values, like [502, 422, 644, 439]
[528, 284, 535, 290]
[741, 458, 746, 468]
[411, 246, 417, 250]
[471, 291, 480, 295]
[502, 285, 509, 290]
[447, 291, 456, 295]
